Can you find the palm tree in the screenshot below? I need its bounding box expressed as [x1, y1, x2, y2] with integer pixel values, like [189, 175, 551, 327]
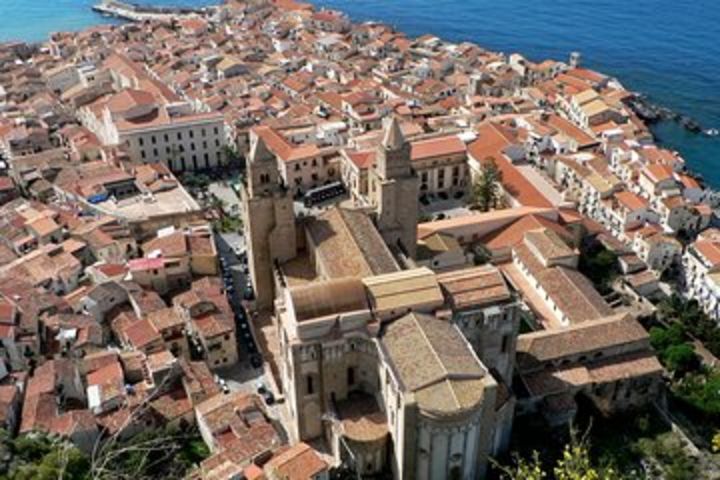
[472, 157, 503, 212]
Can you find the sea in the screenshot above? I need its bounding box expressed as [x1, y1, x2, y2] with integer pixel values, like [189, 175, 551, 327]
[1, 0, 719, 186]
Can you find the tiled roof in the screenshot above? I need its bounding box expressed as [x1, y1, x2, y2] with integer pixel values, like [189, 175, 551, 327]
[410, 135, 466, 161]
[265, 443, 329, 479]
[363, 267, 444, 313]
[516, 314, 648, 369]
[123, 318, 161, 349]
[514, 242, 612, 325]
[437, 265, 512, 310]
[289, 277, 368, 322]
[306, 207, 398, 279]
[469, 123, 554, 209]
[380, 312, 486, 416]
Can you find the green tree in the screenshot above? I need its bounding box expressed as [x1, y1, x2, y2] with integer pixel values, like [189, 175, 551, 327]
[496, 451, 547, 480]
[578, 245, 618, 293]
[649, 323, 686, 352]
[712, 431, 720, 453]
[473, 157, 503, 212]
[182, 172, 211, 192]
[223, 145, 244, 170]
[675, 369, 720, 416]
[91, 424, 209, 479]
[649, 323, 698, 374]
[497, 433, 618, 480]
[12, 445, 89, 480]
[554, 441, 618, 480]
[663, 344, 698, 374]
[0, 432, 89, 480]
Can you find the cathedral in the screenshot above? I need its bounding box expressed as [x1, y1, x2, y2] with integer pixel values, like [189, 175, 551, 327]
[240, 118, 661, 479]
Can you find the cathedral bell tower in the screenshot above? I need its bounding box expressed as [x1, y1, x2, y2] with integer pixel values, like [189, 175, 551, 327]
[371, 117, 419, 259]
[241, 127, 297, 310]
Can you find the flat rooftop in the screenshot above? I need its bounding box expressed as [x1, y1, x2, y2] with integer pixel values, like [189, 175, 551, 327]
[95, 186, 199, 220]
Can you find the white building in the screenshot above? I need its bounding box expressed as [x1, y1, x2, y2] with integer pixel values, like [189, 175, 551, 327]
[683, 231, 720, 320]
[79, 89, 227, 172]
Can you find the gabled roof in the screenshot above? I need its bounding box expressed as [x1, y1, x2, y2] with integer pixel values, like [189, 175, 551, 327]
[482, 213, 573, 251]
[516, 314, 648, 369]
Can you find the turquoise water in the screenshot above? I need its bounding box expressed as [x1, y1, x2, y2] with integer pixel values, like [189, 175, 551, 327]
[0, 1, 213, 42]
[2, 1, 720, 187]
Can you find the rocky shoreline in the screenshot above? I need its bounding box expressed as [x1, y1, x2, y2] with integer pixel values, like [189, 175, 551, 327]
[628, 95, 717, 137]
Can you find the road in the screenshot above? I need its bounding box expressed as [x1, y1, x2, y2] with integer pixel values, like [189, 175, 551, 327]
[204, 180, 285, 418]
[208, 180, 242, 215]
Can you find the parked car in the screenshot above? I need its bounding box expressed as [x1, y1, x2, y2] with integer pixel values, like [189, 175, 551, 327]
[250, 354, 262, 369]
[243, 286, 255, 301]
[256, 382, 274, 405]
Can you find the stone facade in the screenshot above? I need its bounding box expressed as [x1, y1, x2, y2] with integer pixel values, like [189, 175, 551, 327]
[369, 118, 420, 259]
[241, 129, 298, 309]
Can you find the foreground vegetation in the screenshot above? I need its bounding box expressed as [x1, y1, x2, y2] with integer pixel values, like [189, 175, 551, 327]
[0, 424, 208, 480]
[498, 401, 713, 480]
[577, 243, 618, 295]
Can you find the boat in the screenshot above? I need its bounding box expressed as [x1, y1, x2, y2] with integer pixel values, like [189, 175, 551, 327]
[705, 128, 719, 137]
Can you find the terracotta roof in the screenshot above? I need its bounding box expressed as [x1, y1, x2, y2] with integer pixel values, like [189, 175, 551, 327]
[264, 443, 328, 480]
[694, 239, 720, 268]
[643, 164, 674, 184]
[482, 213, 573, 251]
[545, 114, 598, 148]
[516, 314, 648, 369]
[196, 392, 280, 467]
[614, 191, 648, 211]
[306, 207, 398, 279]
[469, 123, 553, 208]
[346, 150, 375, 169]
[514, 241, 612, 324]
[410, 135, 466, 161]
[143, 231, 188, 258]
[437, 265, 512, 310]
[123, 318, 161, 349]
[289, 277, 368, 322]
[147, 307, 184, 332]
[128, 257, 165, 271]
[87, 360, 124, 388]
[253, 125, 320, 163]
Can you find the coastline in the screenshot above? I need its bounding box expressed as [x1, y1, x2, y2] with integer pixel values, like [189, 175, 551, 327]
[1, 0, 718, 189]
[0, 3, 719, 476]
[91, 0, 211, 22]
[310, 0, 720, 188]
